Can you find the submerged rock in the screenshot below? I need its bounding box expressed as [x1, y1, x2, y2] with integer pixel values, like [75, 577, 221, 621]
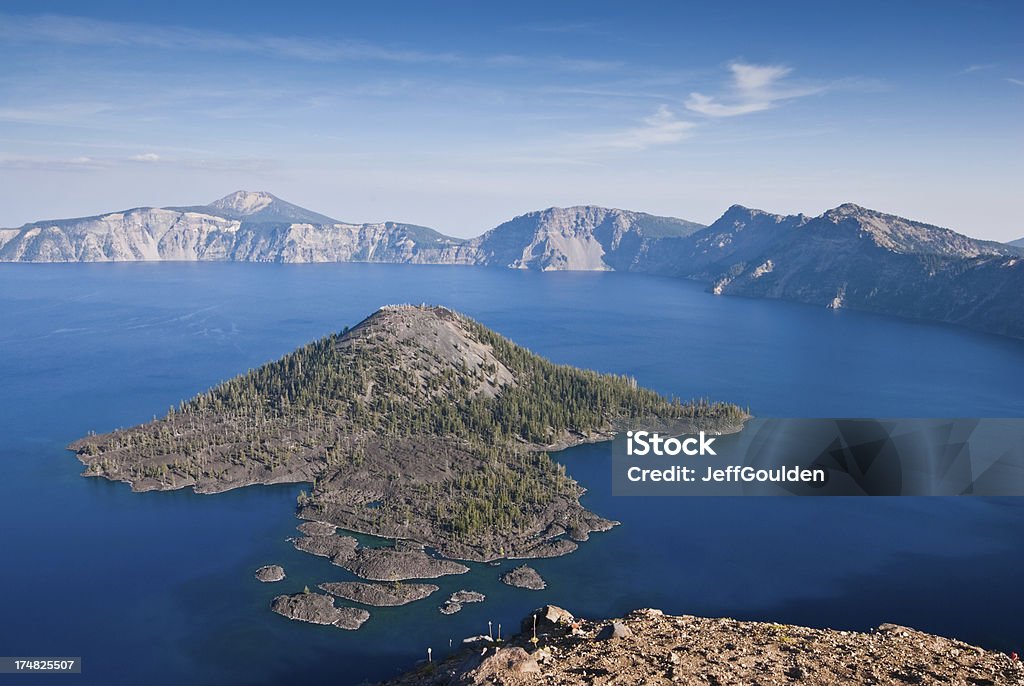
[254, 565, 285, 582]
[270, 592, 369, 630]
[319, 581, 439, 607]
[499, 564, 546, 590]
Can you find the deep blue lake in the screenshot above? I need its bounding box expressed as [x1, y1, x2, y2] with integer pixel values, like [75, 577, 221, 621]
[2, 262, 1023, 685]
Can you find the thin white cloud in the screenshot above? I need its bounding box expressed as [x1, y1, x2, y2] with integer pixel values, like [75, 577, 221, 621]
[957, 64, 997, 75]
[0, 13, 620, 73]
[684, 93, 773, 117]
[0, 13, 460, 64]
[0, 102, 114, 125]
[1007, 78, 1024, 87]
[0, 154, 107, 171]
[583, 105, 695, 151]
[686, 62, 821, 118]
[0, 152, 272, 173]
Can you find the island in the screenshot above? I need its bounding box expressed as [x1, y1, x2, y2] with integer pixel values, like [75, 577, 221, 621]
[69, 305, 746, 587]
[254, 565, 285, 582]
[499, 565, 546, 590]
[319, 581, 439, 607]
[440, 590, 486, 615]
[270, 591, 369, 630]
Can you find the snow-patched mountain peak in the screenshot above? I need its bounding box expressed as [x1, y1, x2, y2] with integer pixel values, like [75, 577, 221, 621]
[209, 191, 276, 216]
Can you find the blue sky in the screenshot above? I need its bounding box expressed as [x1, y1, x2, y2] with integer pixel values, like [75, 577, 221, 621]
[1, 1, 1021, 239]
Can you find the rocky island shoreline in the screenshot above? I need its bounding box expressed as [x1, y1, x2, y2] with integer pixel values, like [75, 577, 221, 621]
[69, 306, 746, 581]
[385, 606, 1023, 686]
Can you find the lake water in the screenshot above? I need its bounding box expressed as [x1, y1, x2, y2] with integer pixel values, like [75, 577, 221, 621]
[2, 262, 1023, 685]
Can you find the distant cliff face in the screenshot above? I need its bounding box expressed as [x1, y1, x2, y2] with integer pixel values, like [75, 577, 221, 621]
[465, 205, 704, 271]
[636, 203, 1024, 337]
[0, 192, 471, 264]
[2, 191, 1022, 340]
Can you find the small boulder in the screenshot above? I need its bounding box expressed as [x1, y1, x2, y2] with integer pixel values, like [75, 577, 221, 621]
[598, 621, 632, 640]
[522, 605, 574, 633]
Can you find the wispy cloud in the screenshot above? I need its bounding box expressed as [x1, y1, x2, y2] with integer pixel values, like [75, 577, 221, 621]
[0, 13, 460, 64]
[0, 102, 115, 125]
[1007, 78, 1024, 87]
[0, 154, 108, 171]
[0, 13, 620, 73]
[0, 152, 272, 173]
[958, 64, 997, 75]
[582, 105, 695, 151]
[685, 62, 821, 118]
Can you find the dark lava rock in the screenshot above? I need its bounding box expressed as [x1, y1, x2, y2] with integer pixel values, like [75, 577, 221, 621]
[254, 565, 285, 582]
[509, 538, 578, 559]
[270, 592, 369, 630]
[450, 590, 486, 604]
[292, 534, 358, 561]
[439, 589, 486, 614]
[319, 581, 439, 607]
[295, 536, 468, 581]
[340, 545, 469, 581]
[499, 564, 546, 590]
[296, 521, 337, 537]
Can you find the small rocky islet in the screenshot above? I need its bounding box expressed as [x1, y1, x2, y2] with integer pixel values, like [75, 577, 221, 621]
[270, 591, 369, 631]
[499, 565, 546, 590]
[439, 590, 486, 615]
[254, 565, 285, 582]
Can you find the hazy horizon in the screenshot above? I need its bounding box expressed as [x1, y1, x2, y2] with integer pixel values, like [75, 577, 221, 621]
[1, 1, 1021, 240]
[4, 189, 1019, 245]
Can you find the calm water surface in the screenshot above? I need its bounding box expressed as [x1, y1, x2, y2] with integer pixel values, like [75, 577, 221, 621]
[1, 263, 1022, 685]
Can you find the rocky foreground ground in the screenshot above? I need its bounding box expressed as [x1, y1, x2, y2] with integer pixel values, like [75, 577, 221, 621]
[385, 606, 1023, 686]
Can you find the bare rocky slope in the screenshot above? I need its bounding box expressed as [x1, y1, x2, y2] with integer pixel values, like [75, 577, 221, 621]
[0, 191, 472, 264]
[386, 606, 1022, 686]
[4, 191, 1022, 338]
[462, 205, 705, 271]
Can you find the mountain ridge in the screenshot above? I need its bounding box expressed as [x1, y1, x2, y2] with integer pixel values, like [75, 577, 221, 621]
[169, 190, 341, 225]
[2, 192, 1021, 339]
